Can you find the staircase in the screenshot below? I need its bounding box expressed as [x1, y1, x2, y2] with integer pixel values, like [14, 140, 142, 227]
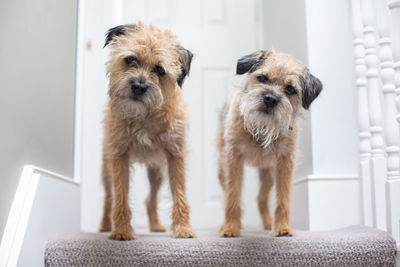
[45, 226, 397, 266]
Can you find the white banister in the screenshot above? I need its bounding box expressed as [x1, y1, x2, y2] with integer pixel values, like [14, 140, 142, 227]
[377, 0, 400, 182]
[387, 0, 400, 245]
[361, 0, 387, 231]
[352, 0, 373, 227]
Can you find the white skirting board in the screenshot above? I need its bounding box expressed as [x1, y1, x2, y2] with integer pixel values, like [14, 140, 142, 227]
[0, 165, 80, 267]
[291, 175, 361, 231]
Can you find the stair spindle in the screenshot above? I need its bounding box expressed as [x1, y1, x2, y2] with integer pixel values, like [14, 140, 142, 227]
[352, 0, 373, 227]
[361, 0, 387, 231]
[386, 0, 400, 246]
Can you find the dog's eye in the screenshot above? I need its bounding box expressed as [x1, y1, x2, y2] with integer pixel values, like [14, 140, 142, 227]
[285, 85, 297, 95]
[153, 65, 166, 76]
[256, 74, 269, 83]
[124, 56, 137, 66]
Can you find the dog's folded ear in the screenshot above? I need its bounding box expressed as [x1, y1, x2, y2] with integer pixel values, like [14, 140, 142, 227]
[300, 69, 323, 109]
[104, 24, 140, 48]
[104, 25, 128, 47]
[236, 50, 269, 75]
[177, 47, 193, 87]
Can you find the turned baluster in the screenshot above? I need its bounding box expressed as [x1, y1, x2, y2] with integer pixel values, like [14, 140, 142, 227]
[352, 0, 373, 227]
[361, 0, 387, 230]
[386, 0, 400, 245]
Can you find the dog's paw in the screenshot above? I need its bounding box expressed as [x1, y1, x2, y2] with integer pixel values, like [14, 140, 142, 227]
[172, 224, 196, 238]
[109, 230, 134, 241]
[99, 226, 112, 232]
[262, 218, 273, 231]
[274, 226, 294, 237]
[99, 219, 112, 232]
[150, 223, 167, 232]
[220, 224, 240, 237]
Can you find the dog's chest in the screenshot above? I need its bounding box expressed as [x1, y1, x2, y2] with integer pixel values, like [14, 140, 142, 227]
[126, 121, 183, 165]
[239, 135, 294, 168]
[128, 129, 166, 166]
[240, 141, 277, 168]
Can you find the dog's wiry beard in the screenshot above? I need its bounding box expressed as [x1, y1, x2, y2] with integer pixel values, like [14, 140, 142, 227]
[109, 74, 164, 120]
[239, 90, 293, 149]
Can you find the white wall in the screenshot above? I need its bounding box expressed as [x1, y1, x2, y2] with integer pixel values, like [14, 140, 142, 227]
[0, 0, 77, 239]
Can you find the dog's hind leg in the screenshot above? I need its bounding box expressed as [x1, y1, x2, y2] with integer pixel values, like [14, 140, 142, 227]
[146, 166, 167, 232]
[258, 168, 274, 230]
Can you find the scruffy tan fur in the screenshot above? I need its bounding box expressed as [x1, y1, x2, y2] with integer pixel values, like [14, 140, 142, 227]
[99, 23, 195, 240]
[218, 50, 322, 237]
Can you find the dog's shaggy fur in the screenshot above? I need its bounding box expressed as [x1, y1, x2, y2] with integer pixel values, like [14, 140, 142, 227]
[99, 23, 196, 240]
[218, 50, 322, 237]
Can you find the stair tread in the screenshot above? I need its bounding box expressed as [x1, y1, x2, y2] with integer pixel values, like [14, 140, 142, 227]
[45, 225, 397, 266]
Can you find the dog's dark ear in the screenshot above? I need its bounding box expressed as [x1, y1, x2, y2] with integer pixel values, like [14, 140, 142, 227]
[104, 25, 127, 47]
[104, 24, 139, 48]
[300, 69, 323, 109]
[177, 47, 193, 87]
[236, 50, 268, 75]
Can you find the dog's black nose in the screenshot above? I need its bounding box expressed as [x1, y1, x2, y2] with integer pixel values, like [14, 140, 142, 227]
[131, 80, 148, 96]
[263, 93, 279, 108]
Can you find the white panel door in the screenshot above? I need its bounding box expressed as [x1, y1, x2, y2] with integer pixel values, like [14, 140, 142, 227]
[80, 0, 265, 231]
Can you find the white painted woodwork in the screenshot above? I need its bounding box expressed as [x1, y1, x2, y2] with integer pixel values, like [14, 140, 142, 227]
[292, 176, 361, 231]
[387, 0, 400, 246]
[361, 0, 387, 231]
[352, 0, 373, 227]
[377, 0, 400, 246]
[0, 166, 80, 267]
[376, 0, 400, 181]
[352, 0, 400, 243]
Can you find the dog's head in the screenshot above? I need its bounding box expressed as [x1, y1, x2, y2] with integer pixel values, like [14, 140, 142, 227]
[236, 50, 322, 148]
[104, 23, 193, 118]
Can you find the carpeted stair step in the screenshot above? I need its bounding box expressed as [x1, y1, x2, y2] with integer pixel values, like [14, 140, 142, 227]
[45, 225, 397, 266]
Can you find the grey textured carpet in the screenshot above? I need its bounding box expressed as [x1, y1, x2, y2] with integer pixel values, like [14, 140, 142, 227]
[45, 226, 397, 266]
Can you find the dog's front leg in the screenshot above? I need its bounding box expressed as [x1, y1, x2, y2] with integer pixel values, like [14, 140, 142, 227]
[99, 156, 112, 232]
[274, 155, 294, 237]
[220, 153, 244, 237]
[167, 154, 196, 238]
[109, 153, 134, 240]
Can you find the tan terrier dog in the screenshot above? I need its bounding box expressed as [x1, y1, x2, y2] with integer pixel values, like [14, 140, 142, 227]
[100, 23, 195, 240]
[218, 50, 322, 237]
